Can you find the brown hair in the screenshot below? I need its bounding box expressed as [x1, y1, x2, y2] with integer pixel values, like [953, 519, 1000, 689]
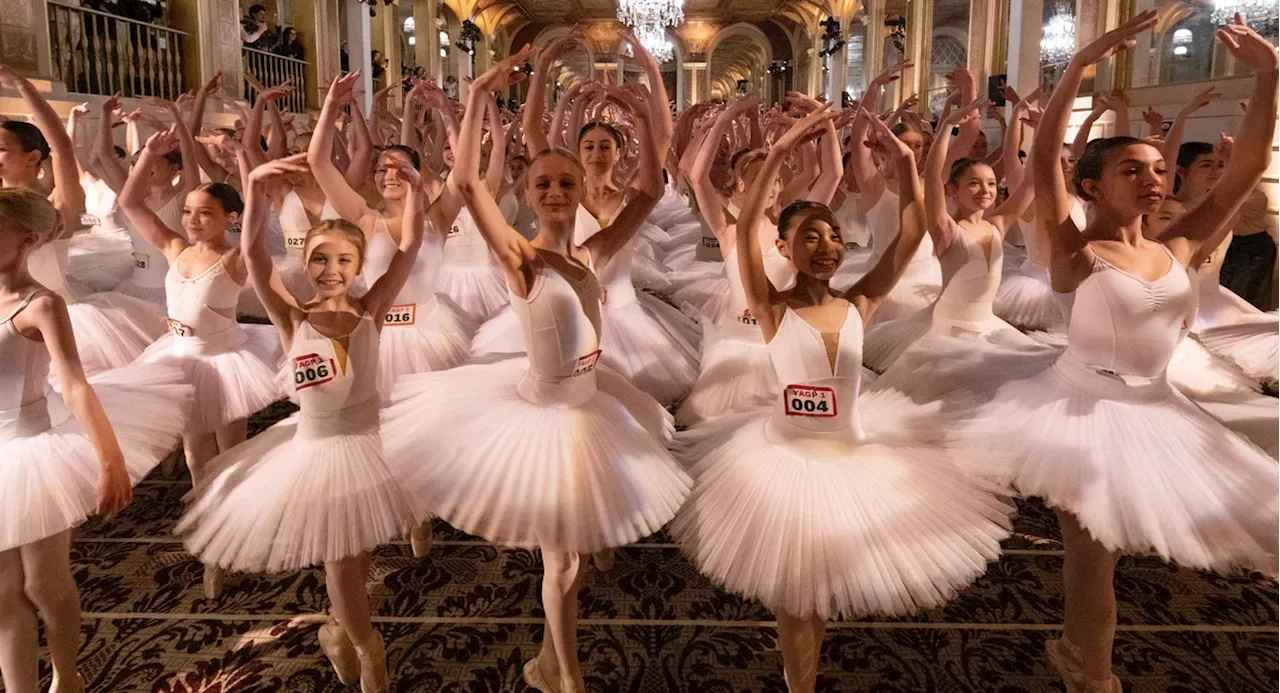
[304, 219, 367, 273]
[0, 188, 61, 246]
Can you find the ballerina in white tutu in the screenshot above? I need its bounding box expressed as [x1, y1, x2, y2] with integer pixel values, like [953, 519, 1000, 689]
[673, 109, 1013, 693]
[381, 49, 690, 693]
[0, 69, 169, 374]
[885, 14, 1278, 691]
[0, 189, 190, 693]
[308, 72, 477, 397]
[862, 96, 1039, 372]
[473, 29, 701, 405]
[177, 152, 425, 693]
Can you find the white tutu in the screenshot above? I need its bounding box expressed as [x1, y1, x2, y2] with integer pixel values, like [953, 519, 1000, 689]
[862, 304, 1038, 373]
[138, 324, 284, 433]
[877, 338, 1279, 573]
[374, 295, 476, 397]
[1194, 283, 1261, 331]
[669, 269, 730, 323]
[1196, 314, 1278, 387]
[993, 260, 1068, 332]
[866, 266, 942, 324]
[68, 292, 168, 373]
[676, 322, 780, 427]
[111, 277, 168, 306]
[0, 362, 191, 551]
[435, 262, 511, 323]
[382, 358, 688, 552]
[177, 401, 420, 573]
[671, 405, 1013, 620]
[67, 229, 133, 293]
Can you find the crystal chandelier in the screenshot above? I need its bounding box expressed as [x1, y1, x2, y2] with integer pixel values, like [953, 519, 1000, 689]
[1211, 0, 1280, 31]
[617, 0, 683, 63]
[1040, 10, 1076, 67]
[633, 22, 674, 62]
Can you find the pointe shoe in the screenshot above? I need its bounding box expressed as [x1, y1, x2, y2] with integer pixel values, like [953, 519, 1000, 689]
[410, 520, 434, 558]
[1045, 638, 1122, 693]
[319, 618, 360, 686]
[354, 633, 389, 693]
[203, 565, 225, 600]
[592, 548, 615, 571]
[522, 658, 561, 693]
[50, 674, 86, 693]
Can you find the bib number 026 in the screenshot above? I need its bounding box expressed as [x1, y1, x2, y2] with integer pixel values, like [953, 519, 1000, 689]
[783, 385, 838, 418]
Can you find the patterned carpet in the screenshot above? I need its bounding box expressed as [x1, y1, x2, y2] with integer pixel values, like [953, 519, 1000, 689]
[13, 401, 1279, 693]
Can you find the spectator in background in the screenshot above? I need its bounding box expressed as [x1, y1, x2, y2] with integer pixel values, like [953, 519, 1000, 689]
[272, 26, 304, 60]
[242, 4, 278, 50]
[340, 42, 350, 72]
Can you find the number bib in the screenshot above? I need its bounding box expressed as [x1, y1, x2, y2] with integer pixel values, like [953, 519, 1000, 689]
[132, 252, 150, 269]
[571, 350, 602, 377]
[284, 229, 308, 253]
[736, 309, 758, 326]
[700, 237, 720, 249]
[384, 303, 416, 326]
[293, 352, 336, 390]
[79, 213, 102, 228]
[166, 318, 193, 337]
[844, 241, 859, 252]
[447, 225, 463, 239]
[784, 385, 838, 418]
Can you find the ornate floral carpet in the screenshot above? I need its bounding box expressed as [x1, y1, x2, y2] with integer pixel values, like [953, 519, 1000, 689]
[14, 401, 1279, 693]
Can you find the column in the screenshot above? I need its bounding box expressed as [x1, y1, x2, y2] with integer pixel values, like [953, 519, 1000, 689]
[866, 0, 885, 85]
[684, 61, 706, 104]
[414, 0, 441, 82]
[382, 3, 402, 111]
[1005, 0, 1042, 104]
[345, 0, 373, 113]
[905, 0, 932, 106]
[3, 0, 51, 80]
[827, 39, 850, 103]
[294, 0, 340, 110]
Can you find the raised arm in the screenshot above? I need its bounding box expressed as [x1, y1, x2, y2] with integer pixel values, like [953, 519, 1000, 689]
[547, 82, 582, 149]
[242, 154, 308, 339]
[943, 68, 980, 170]
[243, 81, 293, 168]
[1106, 92, 1131, 137]
[117, 128, 189, 261]
[620, 28, 674, 153]
[189, 72, 221, 133]
[483, 93, 507, 196]
[847, 113, 929, 321]
[145, 97, 202, 192]
[1160, 86, 1218, 195]
[307, 72, 378, 226]
[94, 96, 130, 193]
[1071, 99, 1109, 163]
[0, 67, 84, 234]
[799, 94, 844, 204]
[849, 61, 911, 212]
[692, 99, 756, 238]
[925, 99, 986, 253]
[524, 30, 582, 155]
[1163, 17, 1277, 265]
[1035, 10, 1159, 291]
[344, 98, 375, 191]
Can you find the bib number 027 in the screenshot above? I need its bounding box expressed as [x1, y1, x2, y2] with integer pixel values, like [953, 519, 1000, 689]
[783, 385, 838, 418]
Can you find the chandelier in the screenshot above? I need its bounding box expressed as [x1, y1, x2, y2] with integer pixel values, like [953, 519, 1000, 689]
[617, 0, 683, 63]
[633, 22, 674, 62]
[1040, 9, 1075, 67]
[1211, 1, 1279, 31]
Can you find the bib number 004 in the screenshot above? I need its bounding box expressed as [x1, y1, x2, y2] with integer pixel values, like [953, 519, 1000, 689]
[385, 303, 416, 326]
[293, 353, 336, 390]
[783, 385, 838, 418]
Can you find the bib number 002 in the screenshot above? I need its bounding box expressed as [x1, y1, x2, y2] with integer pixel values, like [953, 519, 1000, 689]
[385, 303, 416, 326]
[784, 385, 838, 418]
[293, 353, 336, 390]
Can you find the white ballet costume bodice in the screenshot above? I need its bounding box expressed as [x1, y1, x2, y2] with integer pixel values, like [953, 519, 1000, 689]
[765, 305, 866, 452]
[27, 241, 74, 302]
[726, 201, 795, 290]
[288, 313, 380, 435]
[164, 251, 247, 351]
[1194, 233, 1231, 300]
[0, 294, 54, 437]
[575, 204, 642, 309]
[82, 179, 126, 234]
[511, 260, 604, 407]
[933, 228, 1002, 332]
[278, 191, 340, 266]
[443, 207, 495, 266]
[1056, 246, 1196, 396]
[868, 190, 939, 280]
[832, 194, 870, 250]
[362, 214, 444, 321]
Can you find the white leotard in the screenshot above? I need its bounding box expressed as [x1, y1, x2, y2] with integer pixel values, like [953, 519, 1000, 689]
[164, 250, 247, 350]
[511, 256, 604, 407]
[765, 304, 865, 447]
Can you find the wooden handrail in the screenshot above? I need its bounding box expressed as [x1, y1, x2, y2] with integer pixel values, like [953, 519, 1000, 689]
[46, 1, 189, 35]
[242, 45, 308, 67]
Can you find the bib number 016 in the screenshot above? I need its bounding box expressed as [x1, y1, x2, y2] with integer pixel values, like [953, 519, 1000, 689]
[385, 303, 416, 326]
[783, 385, 838, 418]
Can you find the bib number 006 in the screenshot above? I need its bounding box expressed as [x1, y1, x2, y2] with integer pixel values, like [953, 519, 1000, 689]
[293, 353, 336, 390]
[783, 385, 837, 418]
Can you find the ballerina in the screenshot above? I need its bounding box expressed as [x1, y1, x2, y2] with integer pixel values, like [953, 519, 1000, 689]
[380, 49, 690, 693]
[177, 152, 425, 693]
[862, 96, 1039, 372]
[0, 189, 189, 693]
[308, 71, 477, 397]
[673, 108, 1012, 693]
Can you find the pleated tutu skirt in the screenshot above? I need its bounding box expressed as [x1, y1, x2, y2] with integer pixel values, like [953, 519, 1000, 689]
[993, 260, 1067, 332]
[0, 363, 191, 551]
[672, 407, 1013, 620]
[68, 292, 168, 373]
[374, 295, 476, 398]
[865, 259, 942, 325]
[435, 262, 512, 323]
[1195, 313, 1278, 386]
[669, 268, 730, 324]
[138, 324, 284, 433]
[1193, 283, 1262, 332]
[862, 303, 1039, 373]
[675, 323, 780, 427]
[67, 229, 133, 293]
[382, 358, 689, 553]
[178, 401, 420, 573]
[875, 338, 1279, 574]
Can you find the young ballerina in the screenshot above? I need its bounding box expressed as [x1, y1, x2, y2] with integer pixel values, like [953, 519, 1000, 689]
[862, 97, 1039, 372]
[177, 153, 424, 693]
[117, 127, 284, 595]
[889, 14, 1278, 691]
[0, 189, 189, 693]
[672, 109, 1012, 693]
[308, 71, 476, 396]
[0, 68, 168, 373]
[381, 50, 690, 693]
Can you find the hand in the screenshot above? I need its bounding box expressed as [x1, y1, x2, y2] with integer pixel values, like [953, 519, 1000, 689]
[775, 105, 835, 151]
[1074, 9, 1157, 66]
[786, 91, 825, 114]
[1000, 82, 1020, 106]
[1019, 106, 1044, 127]
[175, 92, 194, 110]
[0, 64, 29, 90]
[144, 126, 179, 155]
[538, 26, 584, 68]
[1097, 91, 1126, 112]
[120, 107, 144, 123]
[475, 45, 534, 92]
[258, 79, 294, 104]
[942, 97, 988, 127]
[1142, 106, 1165, 132]
[862, 109, 912, 160]
[986, 105, 1006, 123]
[96, 461, 132, 520]
[70, 102, 90, 117]
[1217, 132, 1235, 163]
[1179, 86, 1220, 115]
[729, 95, 764, 116]
[247, 152, 307, 186]
[619, 26, 656, 66]
[384, 155, 424, 189]
[101, 94, 122, 119]
[325, 71, 361, 108]
[141, 95, 181, 118]
[200, 71, 223, 95]
[945, 67, 974, 89]
[869, 60, 912, 88]
[1217, 13, 1279, 73]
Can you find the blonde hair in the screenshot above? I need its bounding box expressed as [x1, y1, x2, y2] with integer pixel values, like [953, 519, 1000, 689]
[304, 219, 366, 272]
[0, 188, 61, 246]
[529, 147, 586, 178]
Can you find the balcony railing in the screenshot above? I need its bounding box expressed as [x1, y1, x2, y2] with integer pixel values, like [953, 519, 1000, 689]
[242, 48, 308, 113]
[47, 1, 187, 99]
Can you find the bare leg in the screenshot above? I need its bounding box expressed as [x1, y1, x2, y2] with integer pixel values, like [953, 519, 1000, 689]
[325, 553, 386, 693]
[1055, 510, 1122, 687]
[539, 549, 586, 693]
[213, 419, 248, 463]
[777, 611, 823, 693]
[182, 433, 219, 488]
[0, 548, 39, 693]
[21, 531, 83, 692]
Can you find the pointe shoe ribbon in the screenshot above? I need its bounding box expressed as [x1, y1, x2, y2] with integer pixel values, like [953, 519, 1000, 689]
[319, 618, 360, 686]
[354, 633, 389, 693]
[1045, 638, 1122, 693]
